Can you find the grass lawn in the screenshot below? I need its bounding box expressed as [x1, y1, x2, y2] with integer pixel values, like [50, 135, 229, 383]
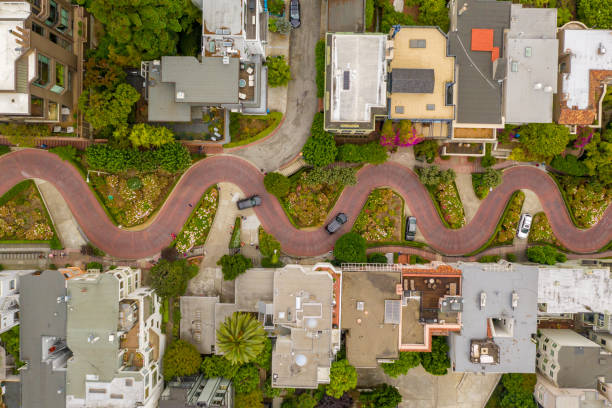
[529, 212, 562, 247]
[352, 188, 403, 242]
[493, 191, 525, 245]
[173, 186, 219, 253]
[225, 111, 283, 148]
[0, 180, 60, 247]
[281, 170, 345, 228]
[90, 172, 180, 227]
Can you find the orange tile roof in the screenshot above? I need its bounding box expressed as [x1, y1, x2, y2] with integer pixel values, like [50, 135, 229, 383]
[558, 69, 612, 125]
[491, 47, 499, 62]
[471, 29, 494, 52]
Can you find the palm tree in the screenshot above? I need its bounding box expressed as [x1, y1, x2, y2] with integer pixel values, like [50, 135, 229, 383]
[216, 312, 267, 365]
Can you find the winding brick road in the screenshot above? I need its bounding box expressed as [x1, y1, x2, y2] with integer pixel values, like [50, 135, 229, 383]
[0, 150, 610, 259]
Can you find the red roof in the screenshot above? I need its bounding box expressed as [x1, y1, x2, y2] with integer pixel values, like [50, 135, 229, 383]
[471, 29, 494, 51]
[491, 47, 500, 62]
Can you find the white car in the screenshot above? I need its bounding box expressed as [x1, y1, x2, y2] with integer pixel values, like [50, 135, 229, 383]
[516, 213, 532, 239]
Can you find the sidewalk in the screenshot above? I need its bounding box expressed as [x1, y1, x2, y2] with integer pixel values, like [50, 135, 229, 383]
[34, 178, 87, 250]
[454, 173, 480, 224]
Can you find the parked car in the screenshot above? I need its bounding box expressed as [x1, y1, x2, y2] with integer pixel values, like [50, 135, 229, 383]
[289, 0, 300, 28]
[405, 216, 417, 241]
[326, 213, 348, 234]
[237, 195, 262, 210]
[516, 213, 532, 239]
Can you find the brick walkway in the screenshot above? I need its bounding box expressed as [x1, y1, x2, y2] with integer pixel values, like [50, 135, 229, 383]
[0, 150, 610, 259]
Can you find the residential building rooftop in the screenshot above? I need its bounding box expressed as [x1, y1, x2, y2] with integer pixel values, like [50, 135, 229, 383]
[449, 0, 510, 125]
[180, 296, 219, 354]
[160, 375, 233, 408]
[534, 373, 611, 408]
[557, 28, 612, 126]
[503, 5, 557, 124]
[449, 262, 538, 373]
[388, 26, 455, 128]
[537, 266, 612, 314]
[202, 0, 242, 36]
[324, 33, 389, 135]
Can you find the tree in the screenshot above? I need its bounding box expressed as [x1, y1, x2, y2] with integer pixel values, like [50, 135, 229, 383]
[79, 83, 140, 130]
[418, 0, 449, 31]
[583, 129, 612, 185]
[150, 259, 198, 298]
[200, 355, 240, 379]
[128, 124, 174, 149]
[577, 0, 612, 29]
[418, 166, 454, 187]
[216, 312, 267, 365]
[500, 391, 537, 408]
[557, 7, 573, 26]
[367, 252, 388, 263]
[267, 55, 292, 87]
[270, 17, 292, 35]
[526, 245, 567, 265]
[317, 393, 354, 408]
[360, 384, 402, 408]
[550, 154, 589, 176]
[420, 336, 450, 376]
[482, 168, 503, 190]
[268, 0, 286, 14]
[333, 232, 367, 263]
[217, 254, 252, 281]
[264, 172, 291, 197]
[233, 364, 260, 394]
[83, 57, 125, 90]
[235, 389, 264, 408]
[77, 0, 199, 66]
[326, 360, 357, 399]
[414, 140, 438, 163]
[381, 351, 421, 378]
[517, 123, 571, 161]
[499, 374, 537, 408]
[302, 134, 338, 167]
[162, 339, 202, 380]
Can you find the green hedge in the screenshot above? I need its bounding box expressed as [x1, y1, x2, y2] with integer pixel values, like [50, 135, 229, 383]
[315, 39, 325, 98]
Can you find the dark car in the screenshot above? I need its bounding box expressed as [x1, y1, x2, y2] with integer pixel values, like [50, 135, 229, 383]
[289, 0, 300, 28]
[237, 195, 262, 210]
[326, 213, 348, 234]
[405, 216, 417, 241]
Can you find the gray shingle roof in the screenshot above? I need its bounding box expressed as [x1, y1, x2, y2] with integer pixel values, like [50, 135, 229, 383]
[391, 69, 435, 93]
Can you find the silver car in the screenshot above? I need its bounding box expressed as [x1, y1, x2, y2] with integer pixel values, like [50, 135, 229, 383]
[516, 213, 532, 239]
[326, 213, 348, 234]
[237, 195, 262, 210]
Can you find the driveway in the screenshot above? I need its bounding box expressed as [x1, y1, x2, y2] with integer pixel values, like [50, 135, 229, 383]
[230, 0, 321, 171]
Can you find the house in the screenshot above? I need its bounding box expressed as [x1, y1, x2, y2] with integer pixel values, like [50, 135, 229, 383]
[502, 5, 558, 124]
[387, 26, 456, 139]
[341, 263, 462, 368]
[0, 0, 88, 130]
[142, 0, 268, 123]
[448, 262, 538, 373]
[323, 33, 390, 136]
[534, 373, 612, 408]
[19, 270, 69, 408]
[556, 27, 612, 129]
[180, 263, 341, 390]
[590, 331, 612, 353]
[0, 270, 35, 334]
[160, 375, 233, 408]
[537, 329, 612, 389]
[65, 266, 165, 408]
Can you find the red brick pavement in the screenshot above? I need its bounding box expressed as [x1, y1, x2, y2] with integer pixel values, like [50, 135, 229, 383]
[0, 150, 610, 259]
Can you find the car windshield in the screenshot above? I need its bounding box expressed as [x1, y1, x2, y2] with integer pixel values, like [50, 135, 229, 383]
[521, 226, 529, 233]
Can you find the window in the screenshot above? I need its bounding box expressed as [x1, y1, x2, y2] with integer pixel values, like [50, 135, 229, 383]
[9, 280, 15, 290]
[31, 95, 44, 116]
[549, 370, 553, 377]
[511, 61, 518, 72]
[45, 0, 58, 26]
[550, 350, 554, 356]
[48, 101, 59, 121]
[67, 70, 72, 92]
[49, 32, 58, 44]
[544, 338, 549, 343]
[426, 104, 435, 111]
[602, 339, 607, 345]
[551, 364, 556, 369]
[552, 343, 558, 348]
[543, 345, 547, 351]
[31, 22, 44, 36]
[57, 8, 70, 33]
[409, 39, 426, 48]
[34, 54, 50, 87]
[525, 47, 532, 57]
[395, 106, 404, 114]
[50, 63, 65, 94]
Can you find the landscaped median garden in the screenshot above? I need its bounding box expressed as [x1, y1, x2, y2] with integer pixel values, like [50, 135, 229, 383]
[0, 180, 61, 249]
[528, 213, 562, 247]
[225, 111, 283, 148]
[173, 187, 219, 253]
[492, 191, 525, 245]
[417, 166, 465, 229]
[352, 188, 403, 243]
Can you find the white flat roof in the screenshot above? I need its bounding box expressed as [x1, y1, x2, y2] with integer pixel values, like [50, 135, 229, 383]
[538, 267, 612, 314]
[562, 30, 612, 110]
[0, 2, 30, 91]
[329, 34, 387, 123]
[202, 0, 242, 35]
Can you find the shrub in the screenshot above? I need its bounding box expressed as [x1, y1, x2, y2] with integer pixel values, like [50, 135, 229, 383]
[478, 255, 501, 263]
[333, 232, 367, 263]
[80, 243, 105, 257]
[557, 7, 572, 26]
[201, 355, 240, 379]
[506, 253, 517, 262]
[381, 352, 420, 377]
[268, 0, 285, 14]
[0, 145, 9, 156]
[267, 55, 291, 87]
[414, 140, 438, 163]
[233, 364, 260, 394]
[264, 172, 291, 197]
[235, 390, 264, 408]
[420, 336, 450, 376]
[150, 259, 198, 298]
[473, 168, 503, 199]
[327, 360, 357, 399]
[85, 261, 103, 270]
[516, 123, 571, 162]
[128, 124, 175, 149]
[337, 142, 388, 164]
[315, 39, 326, 98]
[550, 155, 589, 176]
[127, 177, 142, 190]
[481, 153, 496, 168]
[78, 83, 140, 130]
[85, 142, 191, 174]
[50, 145, 77, 161]
[527, 245, 567, 265]
[162, 340, 202, 380]
[302, 115, 338, 167]
[360, 384, 402, 408]
[418, 166, 456, 187]
[577, 0, 612, 29]
[217, 254, 252, 281]
[303, 167, 357, 187]
[365, 0, 375, 27]
[367, 253, 388, 263]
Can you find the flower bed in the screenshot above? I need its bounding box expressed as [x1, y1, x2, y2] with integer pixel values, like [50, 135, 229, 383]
[528, 213, 562, 247]
[494, 191, 525, 245]
[90, 172, 180, 227]
[174, 187, 219, 253]
[281, 171, 344, 228]
[431, 183, 465, 229]
[352, 189, 403, 242]
[0, 180, 58, 245]
[556, 176, 610, 228]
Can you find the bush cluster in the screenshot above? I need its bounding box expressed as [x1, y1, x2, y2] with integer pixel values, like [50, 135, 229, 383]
[85, 142, 191, 174]
[337, 142, 388, 164]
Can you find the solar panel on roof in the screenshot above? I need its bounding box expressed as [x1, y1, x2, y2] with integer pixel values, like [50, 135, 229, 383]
[343, 71, 350, 90]
[384, 300, 401, 324]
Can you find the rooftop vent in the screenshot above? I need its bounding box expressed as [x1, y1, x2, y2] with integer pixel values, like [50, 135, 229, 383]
[356, 301, 364, 311]
[544, 86, 553, 93]
[533, 83, 543, 90]
[295, 354, 307, 367]
[176, 91, 185, 100]
[343, 70, 350, 90]
[599, 43, 606, 55]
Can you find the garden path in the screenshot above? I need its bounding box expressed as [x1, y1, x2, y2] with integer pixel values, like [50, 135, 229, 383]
[454, 173, 480, 224]
[0, 150, 610, 259]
